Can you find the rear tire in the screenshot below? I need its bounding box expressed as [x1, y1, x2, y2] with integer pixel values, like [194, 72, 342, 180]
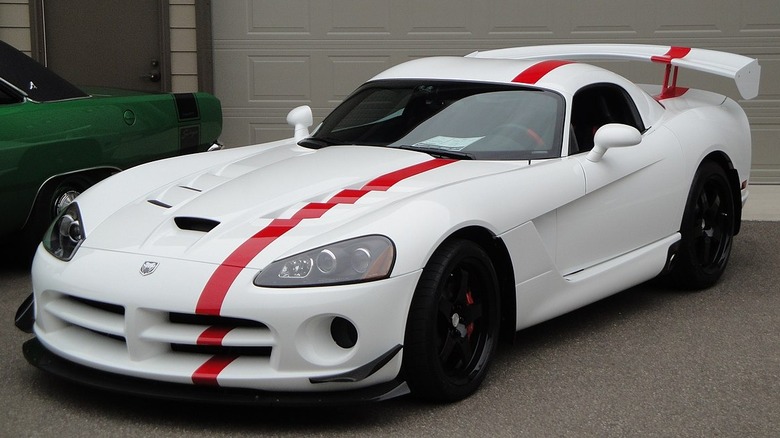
[670, 161, 735, 289]
[403, 239, 500, 402]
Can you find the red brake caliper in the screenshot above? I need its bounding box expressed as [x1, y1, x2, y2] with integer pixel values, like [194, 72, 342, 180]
[465, 290, 475, 339]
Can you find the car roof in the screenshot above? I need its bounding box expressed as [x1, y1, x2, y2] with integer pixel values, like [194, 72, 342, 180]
[0, 40, 88, 102]
[369, 56, 665, 127]
[370, 56, 628, 94]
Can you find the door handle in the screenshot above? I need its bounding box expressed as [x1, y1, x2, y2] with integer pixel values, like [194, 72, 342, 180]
[143, 72, 161, 82]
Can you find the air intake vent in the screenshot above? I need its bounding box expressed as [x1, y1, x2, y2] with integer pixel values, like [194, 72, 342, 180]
[174, 216, 220, 232]
[148, 199, 172, 208]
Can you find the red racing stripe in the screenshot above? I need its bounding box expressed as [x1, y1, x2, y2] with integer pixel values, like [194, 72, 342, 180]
[656, 87, 689, 100]
[362, 159, 455, 191]
[190, 158, 455, 386]
[512, 60, 573, 85]
[195, 218, 300, 315]
[197, 326, 233, 346]
[651, 46, 691, 64]
[291, 202, 338, 220]
[192, 355, 238, 386]
[194, 158, 455, 316]
[329, 189, 371, 204]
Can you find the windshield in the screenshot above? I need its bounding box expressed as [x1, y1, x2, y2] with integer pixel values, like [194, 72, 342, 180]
[0, 40, 87, 102]
[306, 80, 565, 160]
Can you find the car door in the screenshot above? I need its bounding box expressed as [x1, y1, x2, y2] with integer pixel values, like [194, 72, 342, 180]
[554, 84, 685, 275]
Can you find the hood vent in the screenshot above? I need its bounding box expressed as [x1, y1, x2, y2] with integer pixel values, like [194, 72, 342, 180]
[148, 199, 172, 208]
[174, 216, 220, 233]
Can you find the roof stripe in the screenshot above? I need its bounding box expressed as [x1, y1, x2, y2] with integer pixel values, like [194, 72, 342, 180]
[511, 60, 573, 84]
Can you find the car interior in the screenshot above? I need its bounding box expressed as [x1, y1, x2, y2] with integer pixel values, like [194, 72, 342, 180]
[569, 83, 645, 155]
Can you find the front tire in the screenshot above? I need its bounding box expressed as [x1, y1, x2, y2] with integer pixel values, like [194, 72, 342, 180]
[403, 239, 501, 402]
[671, 161, 736, 289]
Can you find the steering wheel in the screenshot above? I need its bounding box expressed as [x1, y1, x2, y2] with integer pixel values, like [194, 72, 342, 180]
[493, 123, 545, 149]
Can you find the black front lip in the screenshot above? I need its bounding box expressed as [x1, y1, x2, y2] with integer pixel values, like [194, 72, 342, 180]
[15, 293, 34, 333]
[22, 338, 410, 406]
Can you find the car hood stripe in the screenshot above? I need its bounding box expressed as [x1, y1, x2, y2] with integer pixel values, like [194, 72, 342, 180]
[190, 158, 454, 385]
[194, 157, 454, 316]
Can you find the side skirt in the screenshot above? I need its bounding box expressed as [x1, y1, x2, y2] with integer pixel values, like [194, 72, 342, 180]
[514, 233, 681, 331]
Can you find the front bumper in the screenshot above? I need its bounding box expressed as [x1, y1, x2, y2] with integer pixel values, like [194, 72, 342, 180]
[23, 338, 409, 405]
[29, 246, 421, 396]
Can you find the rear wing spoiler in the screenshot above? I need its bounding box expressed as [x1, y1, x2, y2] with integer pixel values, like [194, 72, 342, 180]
[467, 44, 761, 99]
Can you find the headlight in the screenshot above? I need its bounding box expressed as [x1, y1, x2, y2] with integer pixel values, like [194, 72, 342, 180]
[43, 202, 86, 261]
[253, 235, 395, 288]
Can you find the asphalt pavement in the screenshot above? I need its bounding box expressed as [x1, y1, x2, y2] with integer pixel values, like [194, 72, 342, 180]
[2, 221, 778, 437]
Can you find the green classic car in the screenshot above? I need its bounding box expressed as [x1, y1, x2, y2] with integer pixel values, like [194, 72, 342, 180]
[0, 40, 222, 254]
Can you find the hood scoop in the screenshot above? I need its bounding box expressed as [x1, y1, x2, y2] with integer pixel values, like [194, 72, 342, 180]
[174, 216, 220, 233]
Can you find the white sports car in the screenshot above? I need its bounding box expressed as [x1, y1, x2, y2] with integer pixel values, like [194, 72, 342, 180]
[16, 44, 760, 404]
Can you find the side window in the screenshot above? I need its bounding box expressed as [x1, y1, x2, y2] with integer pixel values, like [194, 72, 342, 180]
[0, 85, 22, 105]
[570, 84, 644, 154]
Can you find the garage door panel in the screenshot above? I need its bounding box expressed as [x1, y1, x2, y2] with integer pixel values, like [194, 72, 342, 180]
[486, 0, 557, 35]
[248, 0, 311, 34]
[751, 128, 780, 184]
[330, 0, 391, 33]
[249, 56, 311, 102]
[212, 0, 780, 182]
[329, 56, 393, 101]
[408, 0, 472, 33]
[250, 121, 294, 145]
[738, 0, 780, 33]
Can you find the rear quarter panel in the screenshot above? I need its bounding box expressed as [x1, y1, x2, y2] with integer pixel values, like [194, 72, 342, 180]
[659, 93, 752, 188]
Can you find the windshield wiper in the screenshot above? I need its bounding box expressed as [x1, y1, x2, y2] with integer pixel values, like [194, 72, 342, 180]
[396, 145, 474, 160]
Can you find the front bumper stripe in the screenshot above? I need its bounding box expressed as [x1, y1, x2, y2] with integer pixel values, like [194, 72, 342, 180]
[191, 355, 238, 386]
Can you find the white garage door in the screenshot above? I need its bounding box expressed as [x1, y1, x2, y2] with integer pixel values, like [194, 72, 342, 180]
[212, 0, 780, 183]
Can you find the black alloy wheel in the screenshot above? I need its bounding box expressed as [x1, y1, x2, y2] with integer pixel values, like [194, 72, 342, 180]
[671, 161, 736, 289]
[403, 239, 500, 402]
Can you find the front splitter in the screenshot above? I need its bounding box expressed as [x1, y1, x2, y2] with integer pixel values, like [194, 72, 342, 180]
[22, 338, 410, 406]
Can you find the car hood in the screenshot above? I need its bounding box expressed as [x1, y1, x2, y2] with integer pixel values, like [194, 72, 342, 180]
[80, 145, 522, 268]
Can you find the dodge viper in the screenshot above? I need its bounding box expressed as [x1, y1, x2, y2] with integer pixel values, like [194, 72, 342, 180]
[16, 44, 759, 404]
[0, 40, 222, 253]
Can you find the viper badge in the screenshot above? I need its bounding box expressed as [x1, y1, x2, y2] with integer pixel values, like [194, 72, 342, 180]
[140, 261, 159, 276]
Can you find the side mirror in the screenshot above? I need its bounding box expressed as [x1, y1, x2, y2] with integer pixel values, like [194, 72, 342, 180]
[286, 105, 313, 142]
[586, 123, 642, 162]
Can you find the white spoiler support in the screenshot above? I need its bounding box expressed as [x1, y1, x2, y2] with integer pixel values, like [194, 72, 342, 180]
[467, 44, 761, 99]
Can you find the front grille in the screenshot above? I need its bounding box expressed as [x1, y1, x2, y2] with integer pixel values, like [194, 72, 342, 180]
[169, 312, 266, 328]
[171, 344, 272, 356]
[71, 296, 124, 315]
[42, 293, 275, 360]
[169, 311, 273, 357]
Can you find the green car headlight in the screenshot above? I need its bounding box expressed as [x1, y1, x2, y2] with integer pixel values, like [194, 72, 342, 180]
[43, 202, 86, 261]
[254, 235, 395, 288]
